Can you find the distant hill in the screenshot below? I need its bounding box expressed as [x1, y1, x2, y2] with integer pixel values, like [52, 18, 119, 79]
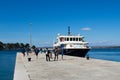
[38, 46, 120, 49]
[91, 46, 120, 49]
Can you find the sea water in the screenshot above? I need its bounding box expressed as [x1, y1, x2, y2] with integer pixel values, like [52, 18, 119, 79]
[0, 49, 120, 80]
[87, 48, 120, 62]
[0, 50, 17, 80]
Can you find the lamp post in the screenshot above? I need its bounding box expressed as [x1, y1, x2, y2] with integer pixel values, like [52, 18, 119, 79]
[30, 23, 32, 49]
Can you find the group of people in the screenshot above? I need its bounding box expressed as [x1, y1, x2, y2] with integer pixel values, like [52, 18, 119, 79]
[45, 47, 59, 61]
[21, 47, 63, 62]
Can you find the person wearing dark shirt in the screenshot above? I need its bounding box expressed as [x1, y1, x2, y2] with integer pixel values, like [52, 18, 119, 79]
[54, 47, 59, 61]
[21, 48, 26, 57]
[46, 48, 50, 61]
[34, 48, 39, 59]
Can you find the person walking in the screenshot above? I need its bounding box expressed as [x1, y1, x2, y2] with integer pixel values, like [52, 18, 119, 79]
[60, 44, 64, 60]
[46, 48, 50, 61]
[40, 48, 42, 54]
[54, 47, 59, 61]
[26, 47, 30, 56]
[34, 48, 39, 59]
[21, 48, 26, 57]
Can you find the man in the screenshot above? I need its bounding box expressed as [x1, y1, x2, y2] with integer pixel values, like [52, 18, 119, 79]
[46, 48, 50, 61]
[21, 48, 26, 57]
[35, 48, 39, 59]
[54, 47, 59, 61]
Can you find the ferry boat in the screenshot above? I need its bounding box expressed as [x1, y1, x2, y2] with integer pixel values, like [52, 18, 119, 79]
[53, 27, 90, 57]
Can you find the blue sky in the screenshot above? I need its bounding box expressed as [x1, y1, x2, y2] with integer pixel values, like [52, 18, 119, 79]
[0, 0, 120, 47]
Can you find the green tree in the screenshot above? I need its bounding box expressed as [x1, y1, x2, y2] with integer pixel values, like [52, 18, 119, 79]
[14, 43, 20, 49]
[0, 41, 4, 50]
[25, 43, 30, 49]
[20, 43, 25, 48]
[5, 43, 11, 50]
[32, 45, 36, 49]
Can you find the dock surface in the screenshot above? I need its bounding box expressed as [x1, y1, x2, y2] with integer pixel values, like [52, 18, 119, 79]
[14, 52, 120, 80]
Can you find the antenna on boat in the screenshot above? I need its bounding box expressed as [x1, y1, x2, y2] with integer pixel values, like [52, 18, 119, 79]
[68, 26, 71, 36]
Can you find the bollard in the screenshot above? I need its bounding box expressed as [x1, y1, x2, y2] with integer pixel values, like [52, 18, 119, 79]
[28, 57, 31, 62]
[86, 56, 90, 60]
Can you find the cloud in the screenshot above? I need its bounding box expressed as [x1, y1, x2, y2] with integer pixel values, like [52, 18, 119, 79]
[44, 42, 50, 44]
[81, 27, 91, 31]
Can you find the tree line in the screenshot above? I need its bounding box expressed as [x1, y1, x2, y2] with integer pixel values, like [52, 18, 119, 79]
[0, 41, 36, 50]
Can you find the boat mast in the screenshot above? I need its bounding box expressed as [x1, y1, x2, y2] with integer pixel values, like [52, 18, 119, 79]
[68, 26, 71, 36]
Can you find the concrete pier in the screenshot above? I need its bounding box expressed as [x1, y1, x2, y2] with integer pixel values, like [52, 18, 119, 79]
[14, 52, 120, 80]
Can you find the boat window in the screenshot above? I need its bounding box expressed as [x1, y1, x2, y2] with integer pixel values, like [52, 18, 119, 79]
[63, 38, 65, 42]
[70, 38, 72, 41]
[60, 38, 62, 42]
[73, 38, 75, 41]
[60, 37, 65, 42]
[65, 38, 66, 41]
[67, 38, 69, 41]
[76, 38, 78, 41]
[79, 38, 82, 41]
